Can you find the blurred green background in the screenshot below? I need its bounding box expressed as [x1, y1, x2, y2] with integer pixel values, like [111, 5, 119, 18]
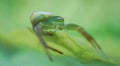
[0, 0, 120, 66]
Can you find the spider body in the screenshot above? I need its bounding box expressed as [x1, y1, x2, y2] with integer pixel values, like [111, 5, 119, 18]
[31, 12, 64, 34]
[30, 11, 103, 61]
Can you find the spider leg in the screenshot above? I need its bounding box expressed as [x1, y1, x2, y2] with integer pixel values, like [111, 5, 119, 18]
[33, 25, 63, 61]
[65, 23, 104, 53]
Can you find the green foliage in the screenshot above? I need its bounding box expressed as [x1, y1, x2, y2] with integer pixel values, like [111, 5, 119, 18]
[0, 28, 119, 66]
[0, 0, 120, 66]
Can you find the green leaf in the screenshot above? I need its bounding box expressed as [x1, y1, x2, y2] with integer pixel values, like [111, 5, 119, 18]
[0, 28, 119, 66]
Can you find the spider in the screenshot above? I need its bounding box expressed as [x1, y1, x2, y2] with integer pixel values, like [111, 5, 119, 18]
[30, 11, 103, 61]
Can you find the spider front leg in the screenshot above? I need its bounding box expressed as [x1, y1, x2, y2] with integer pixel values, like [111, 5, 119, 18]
[65, 23, 103, 53]
[33, 25, 63, 61]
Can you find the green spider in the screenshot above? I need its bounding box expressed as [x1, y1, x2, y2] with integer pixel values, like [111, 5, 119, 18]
[30, 11, 103, 61]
